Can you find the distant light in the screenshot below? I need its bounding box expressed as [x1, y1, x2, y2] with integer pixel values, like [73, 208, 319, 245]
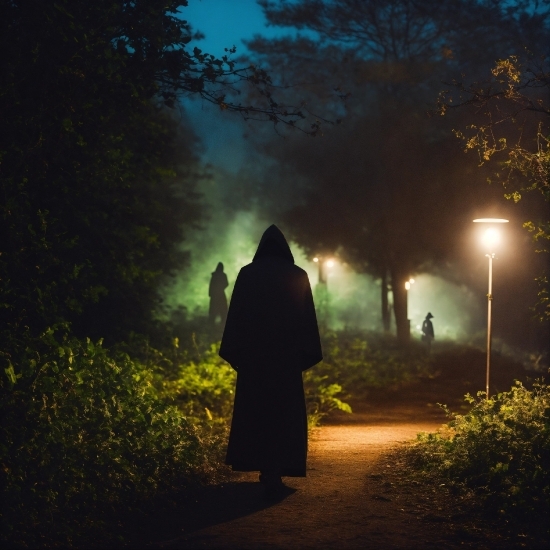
[326, 259, 335, 268]
[405, 281, 411, 290]
[409, 278, 415, 284]
[313, 257, 319, 263]
[482, 227, 500, 250]
[473, 218, 509, 223]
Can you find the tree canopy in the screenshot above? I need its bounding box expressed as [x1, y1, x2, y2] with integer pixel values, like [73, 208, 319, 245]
[439, 53, 550, 321]
[0, 0, 314, 363]
[243, 0, 550, 343]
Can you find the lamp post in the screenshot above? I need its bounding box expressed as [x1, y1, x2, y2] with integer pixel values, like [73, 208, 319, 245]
[313, 256, 335, 286]
[312, 256, 336, 329]
[473, 218, 509, 398]
[405, 278, 415, 339]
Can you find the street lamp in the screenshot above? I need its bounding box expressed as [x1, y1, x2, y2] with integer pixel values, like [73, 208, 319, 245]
[405, 278, 415, 339]
[473, 218, 509, 398]
[312, 256, 336, 285]
[312, 256, 336, 329]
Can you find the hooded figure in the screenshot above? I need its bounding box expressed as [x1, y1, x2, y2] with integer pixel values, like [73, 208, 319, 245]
[219, 225, 322, 489]
[209, 262, 229, 324]
[421, 312, 435, 352]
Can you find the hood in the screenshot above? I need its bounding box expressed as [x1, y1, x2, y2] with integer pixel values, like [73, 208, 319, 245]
[253, 225, 294, 263]
[214, 262, 224, 273]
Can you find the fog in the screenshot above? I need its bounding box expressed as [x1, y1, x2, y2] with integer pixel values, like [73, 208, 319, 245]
[160, 204, 485, 345]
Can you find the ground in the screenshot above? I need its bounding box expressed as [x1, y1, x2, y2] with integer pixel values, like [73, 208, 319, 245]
[122, 347, 547, 549]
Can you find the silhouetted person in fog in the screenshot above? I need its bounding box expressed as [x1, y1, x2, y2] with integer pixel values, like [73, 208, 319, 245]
[209, 262, 228, 325]
[219, 225, 322, 497]
[422, 312, 435, 353]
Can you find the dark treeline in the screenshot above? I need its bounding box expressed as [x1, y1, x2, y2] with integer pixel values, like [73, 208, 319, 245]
[0, 0, 307, 358]
[232, 0, 549, 349]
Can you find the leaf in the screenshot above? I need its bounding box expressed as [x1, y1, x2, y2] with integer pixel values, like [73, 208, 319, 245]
[5, 362, 17, 385]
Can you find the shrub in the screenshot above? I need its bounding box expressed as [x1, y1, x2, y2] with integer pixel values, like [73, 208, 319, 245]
[0, 326, 224, 546]
[318, 330, 433, 396]
[157, 340, 352, 428]
[154, 330, 431, 428]
[303, 369, 352, 426]
[159, 343, 237, 424]
[408, 381, 550, 520]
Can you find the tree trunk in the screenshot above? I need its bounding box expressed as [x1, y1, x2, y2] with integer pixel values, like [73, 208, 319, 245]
[390, 267, 410, 346]
[381, 271, 391, 332]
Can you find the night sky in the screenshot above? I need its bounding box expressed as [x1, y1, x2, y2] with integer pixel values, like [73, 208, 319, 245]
[181, 0, 302, 170]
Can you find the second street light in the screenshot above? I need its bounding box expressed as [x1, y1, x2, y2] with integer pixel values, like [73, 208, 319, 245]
[473, 218, 509, 398]
[313, 256, 336, 328]
[313, 256, 335, 286]
[405, 278, 415, 340]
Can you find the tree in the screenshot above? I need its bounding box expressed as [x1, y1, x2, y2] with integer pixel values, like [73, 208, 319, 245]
[244, 0, 547, 343]
[438, 53, 550, 320]
[0, 0, 316, 364]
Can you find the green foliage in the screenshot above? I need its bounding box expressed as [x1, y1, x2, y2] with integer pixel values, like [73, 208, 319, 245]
[146, 337, 353, 429]
[409, 381, 550, 520]
[160, 343, 237, 423]
[302, 330, 433, 426]
[303, 370, 352, 427]
[0, 1, 208, 352]
[318, 330, 433, 395]
[441, 54, 550, 321]
[0, 325, 432, 545]
[0, 326, 225, 546]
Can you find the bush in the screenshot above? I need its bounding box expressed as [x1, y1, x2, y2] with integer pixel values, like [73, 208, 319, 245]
[156, 339, 352, 428]
[408, 381, 550, 520]
[152, 329, 431, 429]
[318, 330, 433, 396]
[0, 326, 224, 546]
[303, 369, 352, 426]
[159, 343, 237, 424]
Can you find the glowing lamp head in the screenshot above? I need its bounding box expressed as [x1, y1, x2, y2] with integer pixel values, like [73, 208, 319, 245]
[313, 257, 319, 263]
[405, 281, 411, 290]
[482, 228, 500, 251]
[326, 259, 335, 268]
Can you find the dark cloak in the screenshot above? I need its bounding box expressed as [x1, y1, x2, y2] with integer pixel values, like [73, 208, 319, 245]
[422, 313, 435, 338]
[219, 225, 322, 476]
[209, 262, 228, 322]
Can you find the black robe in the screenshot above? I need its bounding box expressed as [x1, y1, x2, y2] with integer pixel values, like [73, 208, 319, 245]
[219, 225, 322, 476]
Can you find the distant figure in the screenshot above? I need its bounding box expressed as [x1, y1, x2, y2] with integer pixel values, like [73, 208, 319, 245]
[421, 312, 435, 353]
[219, 225, 322, 497]
[209, 262, 228, 325]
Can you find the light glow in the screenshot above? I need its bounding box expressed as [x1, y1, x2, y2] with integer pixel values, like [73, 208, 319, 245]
[326, 259, 335, 268]
[405, 281, 411, 290]
[313, 257, 319, 263]
[482, 228, 500, 251]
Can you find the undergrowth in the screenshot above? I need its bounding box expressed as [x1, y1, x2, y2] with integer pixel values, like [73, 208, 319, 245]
[317, 330, 433, 397]
[0, 326, 225, 546]
[407, 381, 550, 524]
[1, 326, 433, 546]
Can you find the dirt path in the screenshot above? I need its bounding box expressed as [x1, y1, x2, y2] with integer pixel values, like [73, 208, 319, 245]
[146, 405, 447, 549]
[134, 350, 542, 549]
